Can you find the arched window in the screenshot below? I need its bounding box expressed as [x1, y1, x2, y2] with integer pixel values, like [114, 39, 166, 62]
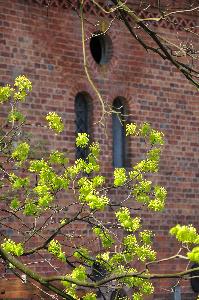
[112, 98, 126, 168]
[75, 93, 90, 160]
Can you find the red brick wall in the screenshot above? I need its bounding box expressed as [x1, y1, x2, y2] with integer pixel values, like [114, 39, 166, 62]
[0, 0, 199, 298]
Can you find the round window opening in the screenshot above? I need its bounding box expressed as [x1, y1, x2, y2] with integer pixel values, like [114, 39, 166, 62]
[90, 32, 113, 65]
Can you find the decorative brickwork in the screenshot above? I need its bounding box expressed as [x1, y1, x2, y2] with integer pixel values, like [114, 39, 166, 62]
[31, 0, 198, 30]
[139, 11, 197, 30]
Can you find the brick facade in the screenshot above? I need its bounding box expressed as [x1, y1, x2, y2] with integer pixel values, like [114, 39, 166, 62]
[0, 0, 199, 299]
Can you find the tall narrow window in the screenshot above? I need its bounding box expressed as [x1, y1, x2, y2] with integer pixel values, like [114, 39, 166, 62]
[112, 98, 125, 167]
[75, 93, 89, 160]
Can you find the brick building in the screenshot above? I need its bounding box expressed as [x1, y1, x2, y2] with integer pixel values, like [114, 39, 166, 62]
[0, 0, 199, 299]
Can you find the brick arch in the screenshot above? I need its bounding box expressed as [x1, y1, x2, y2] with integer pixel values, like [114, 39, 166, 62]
[65, 82, 95, 141]
[69, 80, 110, 125]
[69, 81, 97, 105]
[108, 87, 133, 107]
[74, 90, 93, 128]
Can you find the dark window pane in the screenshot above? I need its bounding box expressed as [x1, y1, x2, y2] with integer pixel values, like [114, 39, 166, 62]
[75, 93, 89, 160]
[90, 35, 103, 64]
[90, 31, 113, 65]
[112, 98, 125, 167]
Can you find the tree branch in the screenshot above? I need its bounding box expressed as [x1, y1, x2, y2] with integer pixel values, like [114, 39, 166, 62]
[0, 247, 75, 300]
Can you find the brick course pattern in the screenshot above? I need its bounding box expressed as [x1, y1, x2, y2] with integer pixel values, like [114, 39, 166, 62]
[0, 0, 199, 299]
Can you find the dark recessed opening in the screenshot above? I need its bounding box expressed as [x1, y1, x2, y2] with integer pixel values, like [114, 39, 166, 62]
[90, 36, 102, 64]
[75, 93, 90, 160]
[190, 263, 199, 292]
[110, 289, 127, 300]
[91, 261, 107, 281]
[112, 98, 126, 168]
[90, 32, 112, 65]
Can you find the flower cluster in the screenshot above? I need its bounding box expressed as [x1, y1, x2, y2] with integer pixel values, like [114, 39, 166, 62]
[14, 75, 32, 102]
[11, 142, 30, 165]
[170, 224, 199, 244]
[114, 168, 127, 186]
[116, 208, 141, 232]
[1, 239, 24, 256]
[46, 112, 64, 133]
[48, 239, 66, 262]
[76, 133, 89, 148]
[93, 227, 115, 248]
